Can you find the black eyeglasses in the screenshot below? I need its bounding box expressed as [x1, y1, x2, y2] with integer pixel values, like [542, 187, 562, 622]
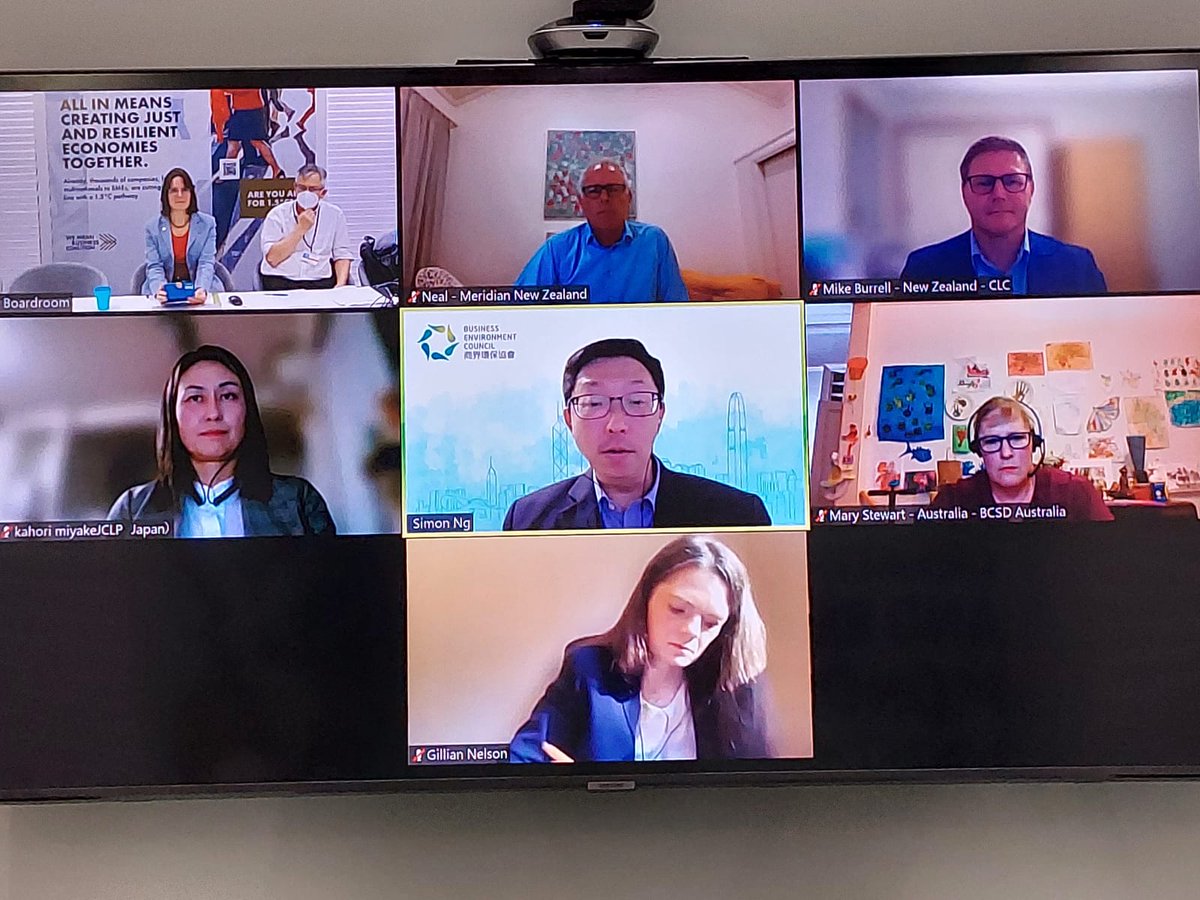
[568, 392, 661, 419]
[579, 183, 628, 199]
[964, 173, 1032, 195]
[977, 431, 1033, 453]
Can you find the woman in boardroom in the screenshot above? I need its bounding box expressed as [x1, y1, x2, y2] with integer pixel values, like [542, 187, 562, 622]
[143, 167, 218, 305]
[108, 345, 336, 537]
[509, 535, 772, 763]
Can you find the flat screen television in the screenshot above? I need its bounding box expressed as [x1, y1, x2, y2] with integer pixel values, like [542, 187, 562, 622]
[1, 50, 1198, 801]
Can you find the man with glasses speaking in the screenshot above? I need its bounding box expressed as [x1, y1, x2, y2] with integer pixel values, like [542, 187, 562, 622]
[900, 136, 1107, 296]
[515, 161, 689, 303]
[502, 338, 771, 531]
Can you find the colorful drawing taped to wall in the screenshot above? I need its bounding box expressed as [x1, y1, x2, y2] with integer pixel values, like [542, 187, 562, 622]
[946, 392, 974, 421]
[954, 356, 991, 392]
[904, 470, 938, 494]
[1126, 396, 1171, 449]
[1121, 369, 1143, 391]
[1154, 356, 1200, 391]
[1087, 437, 1121, 459]
[1045, 341, 1094, 372]
[1007, 351, 1045, 377]
[1166, 390, 1200, 428]
[1052, 394, 1083, 435]
[952, 422, 970, 454]
[544, 130, 637, 220]
[876, 365, 945, 442]
[1087, 396, 1120, 433]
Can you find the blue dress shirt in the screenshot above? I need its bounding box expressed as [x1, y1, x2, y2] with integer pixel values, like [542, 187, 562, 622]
[594, 461, 661, 529]
[515, 221, 689, 303]
[970, 229, 1031, 295]
[179, 478, 245, 538]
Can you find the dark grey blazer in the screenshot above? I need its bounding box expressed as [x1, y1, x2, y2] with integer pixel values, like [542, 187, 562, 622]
[502, 461, 771, 531]
[107, 475, 336, 536]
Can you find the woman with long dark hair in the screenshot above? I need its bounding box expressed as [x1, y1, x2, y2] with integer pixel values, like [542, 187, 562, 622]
[108, 345, 335, 537]
[509, 535, 771, 763]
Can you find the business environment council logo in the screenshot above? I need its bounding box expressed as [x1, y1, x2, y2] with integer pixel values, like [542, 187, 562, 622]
[418, 324, 459, 361]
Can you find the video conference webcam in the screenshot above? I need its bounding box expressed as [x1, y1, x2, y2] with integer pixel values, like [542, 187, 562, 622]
[529, 0, 660, 60]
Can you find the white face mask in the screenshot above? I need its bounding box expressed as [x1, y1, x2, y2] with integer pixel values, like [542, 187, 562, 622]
[296, 190, 320, 210]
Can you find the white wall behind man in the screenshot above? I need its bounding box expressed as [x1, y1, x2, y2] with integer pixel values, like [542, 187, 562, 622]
[6, 2, 1200, 899]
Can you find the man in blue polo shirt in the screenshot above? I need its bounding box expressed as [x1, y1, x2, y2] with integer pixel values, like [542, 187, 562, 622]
[515, 160, 689, 303]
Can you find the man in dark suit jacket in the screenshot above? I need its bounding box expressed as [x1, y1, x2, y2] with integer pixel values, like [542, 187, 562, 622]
[900, 135, 1107, 297]
[502, 337, 771, 532]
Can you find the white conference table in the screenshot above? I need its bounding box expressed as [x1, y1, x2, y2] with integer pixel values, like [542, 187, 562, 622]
[71, 285, 393, 313]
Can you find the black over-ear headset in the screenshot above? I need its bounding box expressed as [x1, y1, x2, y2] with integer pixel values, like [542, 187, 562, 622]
[966, 397, 1045, 476]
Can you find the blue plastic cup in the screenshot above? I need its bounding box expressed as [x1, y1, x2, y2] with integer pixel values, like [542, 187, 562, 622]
[94, 285, 112, 311]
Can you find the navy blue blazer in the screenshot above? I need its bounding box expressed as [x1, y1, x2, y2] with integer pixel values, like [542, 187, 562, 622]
[900, 229, 1107, 295]
[509, 644, 771, 763]
[107, 474, 336, 536]
[502, 461, 772, 531]
[144, 212, 219, 295]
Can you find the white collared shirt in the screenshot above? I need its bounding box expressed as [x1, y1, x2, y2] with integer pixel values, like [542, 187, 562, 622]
[635, 681, 696, 762]
[259, 200, 354, 281]
[179, 478, 245, 538]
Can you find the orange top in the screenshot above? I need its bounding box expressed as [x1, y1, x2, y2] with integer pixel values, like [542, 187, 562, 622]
[171, 227, 189, 280]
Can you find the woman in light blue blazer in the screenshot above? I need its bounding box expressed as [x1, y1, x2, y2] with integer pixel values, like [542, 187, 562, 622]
[144, 167, 218, 304]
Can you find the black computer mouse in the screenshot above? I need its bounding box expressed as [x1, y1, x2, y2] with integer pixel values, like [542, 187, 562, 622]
[228, 295, 243, 306]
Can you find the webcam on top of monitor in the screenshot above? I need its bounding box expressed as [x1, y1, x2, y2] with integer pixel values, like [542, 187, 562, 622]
[529, 0, 660, 60]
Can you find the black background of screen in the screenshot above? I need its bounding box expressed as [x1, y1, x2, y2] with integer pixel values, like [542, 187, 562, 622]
[806, 522, 1200, 772]
[0, 537, 406, 794]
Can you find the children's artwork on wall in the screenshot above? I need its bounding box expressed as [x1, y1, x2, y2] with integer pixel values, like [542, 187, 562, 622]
[1166, 390, 1200, 428]
[1007, 351, 1045, 376]
[1009, 379, 1033, 404]
[1153, 356, 1200, 391]
[876, 365, 945, 442]
[1052, 394, 1083, 435]
[954, 356, 991, 392]
[1088, 437, 1121, 459]
[1045, 341, 1094, 372]
[1100, 373, 1113, 389]
[1121, 369, 1143, 391]
[1126, 396, 1171, 449]
[904, 470, 938, 493]
[951, 422, 970, 454]
[544, 130, 637, 219]
[1086, 396, 1120, 433]
[946, 392, 974, 421]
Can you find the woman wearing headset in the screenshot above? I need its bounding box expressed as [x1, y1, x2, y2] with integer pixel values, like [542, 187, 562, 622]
[509, 535, 773, 763]
[932, 396, 1112, 521]
[108, 345, 336, 537]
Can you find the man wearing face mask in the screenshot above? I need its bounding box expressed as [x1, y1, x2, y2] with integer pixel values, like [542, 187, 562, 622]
[259, 164, 355, 290]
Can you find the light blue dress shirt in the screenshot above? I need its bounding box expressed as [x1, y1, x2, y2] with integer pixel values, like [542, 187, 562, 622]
[970, 229, 1031, 295]
[594, 460, 661, 529]
[179, 478, 245, 538]
[515, 221, 689, 303]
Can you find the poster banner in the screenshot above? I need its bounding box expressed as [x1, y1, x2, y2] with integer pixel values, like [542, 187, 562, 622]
[43, 91, 213, 294]
[209, 88, 327, 288]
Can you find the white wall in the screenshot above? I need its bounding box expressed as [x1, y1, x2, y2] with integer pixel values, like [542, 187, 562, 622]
[7, 784, 1200, 899]
[425, 83, 794, 284]
[7, 1, 1200, 898]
